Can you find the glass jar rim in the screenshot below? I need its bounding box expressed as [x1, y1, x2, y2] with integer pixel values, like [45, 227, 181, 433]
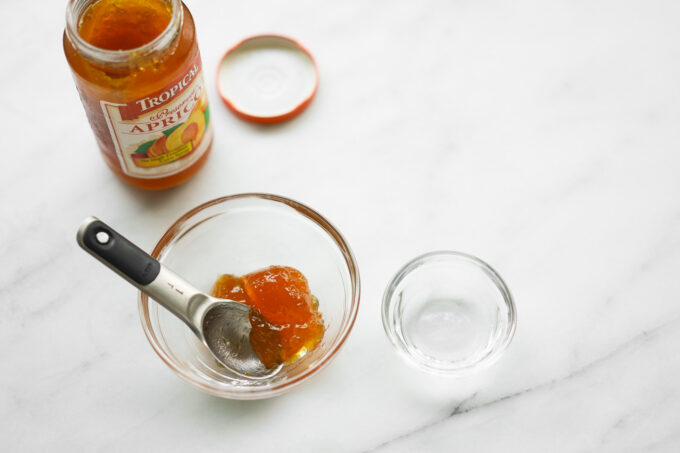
[64, 0, 183, 65]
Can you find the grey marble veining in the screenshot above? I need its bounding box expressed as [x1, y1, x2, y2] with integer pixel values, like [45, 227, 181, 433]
[1, 0, 680, 451]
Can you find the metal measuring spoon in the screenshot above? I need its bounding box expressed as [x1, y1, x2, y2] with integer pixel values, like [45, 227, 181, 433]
[77, 217, 281, 379]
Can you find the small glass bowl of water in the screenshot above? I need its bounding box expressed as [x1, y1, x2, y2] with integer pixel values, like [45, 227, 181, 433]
[382, 251, 516, 375]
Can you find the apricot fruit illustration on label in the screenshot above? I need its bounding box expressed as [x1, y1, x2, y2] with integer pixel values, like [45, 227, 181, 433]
[166, 108, 206, 151]
[131, 100, 210, 168]
[146, 135, 168, 158]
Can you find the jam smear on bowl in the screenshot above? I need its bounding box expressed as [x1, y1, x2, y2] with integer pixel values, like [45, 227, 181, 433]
[211, 266, 325, 369]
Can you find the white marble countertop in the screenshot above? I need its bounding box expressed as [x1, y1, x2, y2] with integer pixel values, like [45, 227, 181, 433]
[2, 0, 680, 451]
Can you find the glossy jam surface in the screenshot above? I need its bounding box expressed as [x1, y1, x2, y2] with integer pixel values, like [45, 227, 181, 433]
[79, 0, 172, 50]
[211, 266, 325, 369]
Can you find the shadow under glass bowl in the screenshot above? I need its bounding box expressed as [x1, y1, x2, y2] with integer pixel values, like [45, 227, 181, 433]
[382, 251, 516, 376]
[139, 193, 360, 399]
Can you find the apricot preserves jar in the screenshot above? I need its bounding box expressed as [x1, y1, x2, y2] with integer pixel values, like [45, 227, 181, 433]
[63, 0, 213, 190]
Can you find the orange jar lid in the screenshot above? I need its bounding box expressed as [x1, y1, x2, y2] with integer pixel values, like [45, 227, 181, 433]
[216, 35, 319, 124]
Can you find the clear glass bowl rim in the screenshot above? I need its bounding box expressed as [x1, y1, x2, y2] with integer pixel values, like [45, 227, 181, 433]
[381, 250, 517, 376]
[138, 193, 361, 399]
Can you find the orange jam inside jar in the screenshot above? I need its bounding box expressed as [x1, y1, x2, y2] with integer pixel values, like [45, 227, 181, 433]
[63, 0, 213, 190]
[211, 266, 325, 369]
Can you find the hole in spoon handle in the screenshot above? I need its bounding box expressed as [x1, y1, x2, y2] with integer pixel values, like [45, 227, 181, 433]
[77, 217, 161, 286]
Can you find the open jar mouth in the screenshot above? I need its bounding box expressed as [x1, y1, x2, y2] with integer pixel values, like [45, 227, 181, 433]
[64, 0, 183, 65]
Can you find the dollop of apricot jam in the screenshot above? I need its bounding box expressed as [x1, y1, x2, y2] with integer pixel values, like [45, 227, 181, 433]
[210, 266, 325, 369]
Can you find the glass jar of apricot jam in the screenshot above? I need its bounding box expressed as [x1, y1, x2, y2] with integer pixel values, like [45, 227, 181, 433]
[63, 0, 213, 190]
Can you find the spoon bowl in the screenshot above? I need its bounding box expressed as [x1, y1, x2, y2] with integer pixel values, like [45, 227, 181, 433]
[201, 300, 283, 378]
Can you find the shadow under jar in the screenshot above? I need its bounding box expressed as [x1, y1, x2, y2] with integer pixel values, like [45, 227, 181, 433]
[63, 0, 213, 190]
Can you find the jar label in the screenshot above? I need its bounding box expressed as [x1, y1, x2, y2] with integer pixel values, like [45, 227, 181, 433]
[100, 57, 212, 178]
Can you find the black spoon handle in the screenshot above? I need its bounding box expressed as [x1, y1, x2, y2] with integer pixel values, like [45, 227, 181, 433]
[77, 217, 160, 286]
[77, 216, 213, 332]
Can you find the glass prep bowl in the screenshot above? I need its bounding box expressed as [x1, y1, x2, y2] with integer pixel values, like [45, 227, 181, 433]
[139, 194, 360, 399]
[382, 251, 516, 376]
